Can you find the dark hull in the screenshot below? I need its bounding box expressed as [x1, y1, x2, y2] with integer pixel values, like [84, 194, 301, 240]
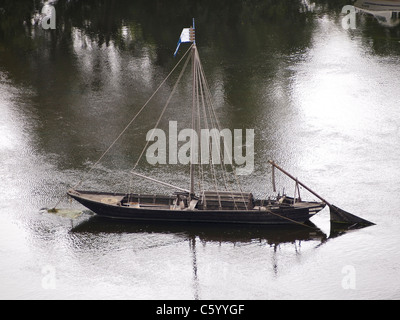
[67, 189, 325, 225]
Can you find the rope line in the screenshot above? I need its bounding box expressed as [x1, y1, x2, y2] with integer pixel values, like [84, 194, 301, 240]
[132, 48, 193, 171]
[195, 49, 248, 209]
[52, 44, 194, 209]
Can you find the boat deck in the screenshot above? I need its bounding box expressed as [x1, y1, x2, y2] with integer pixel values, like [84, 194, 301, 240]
[69, 189, 324, 212]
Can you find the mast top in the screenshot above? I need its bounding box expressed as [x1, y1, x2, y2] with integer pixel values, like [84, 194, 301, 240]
[192, 18, 196, 45]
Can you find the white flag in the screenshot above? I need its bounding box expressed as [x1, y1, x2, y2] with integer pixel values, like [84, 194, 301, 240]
[179, 28, 191, 43]
[174, 27, 195, 57]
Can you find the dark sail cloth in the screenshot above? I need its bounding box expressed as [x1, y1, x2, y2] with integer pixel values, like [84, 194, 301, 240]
[330, 205, 375, 229]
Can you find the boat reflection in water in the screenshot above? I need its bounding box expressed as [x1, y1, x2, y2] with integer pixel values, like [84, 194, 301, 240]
[355, 0, 400, 27]
[71, 214, 330, 297]
[71, 215, 328, 247]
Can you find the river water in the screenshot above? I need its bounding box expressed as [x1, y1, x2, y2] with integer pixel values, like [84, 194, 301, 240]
[1, 0, 400, 300]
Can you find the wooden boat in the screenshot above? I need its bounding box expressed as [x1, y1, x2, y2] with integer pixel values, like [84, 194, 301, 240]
[67, 189, 325, 225]
[66, 20, 372, 228]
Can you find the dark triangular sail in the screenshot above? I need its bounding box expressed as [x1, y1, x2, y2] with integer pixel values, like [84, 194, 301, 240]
[329, 205, 375, 228]
[268, 160, 375, 229]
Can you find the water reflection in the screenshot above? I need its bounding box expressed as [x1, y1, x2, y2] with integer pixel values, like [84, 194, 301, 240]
[70, 216, 329, 298]
[71, 216, 327, 246]
[189, 237, 200, 300]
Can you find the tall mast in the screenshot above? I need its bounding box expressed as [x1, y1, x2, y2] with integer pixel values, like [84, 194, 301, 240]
[190, 20, 196, 196]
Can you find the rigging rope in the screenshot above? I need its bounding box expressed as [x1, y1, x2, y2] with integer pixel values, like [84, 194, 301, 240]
[52, 44, 194, 209]
[53, 42, 323, 229]
[194, 50, 222, 208]
[131, 48, 193, 171]
[195, 50, 248, 209]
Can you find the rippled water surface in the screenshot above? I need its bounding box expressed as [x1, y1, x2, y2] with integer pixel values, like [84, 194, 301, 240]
[1, 0, 400, 300]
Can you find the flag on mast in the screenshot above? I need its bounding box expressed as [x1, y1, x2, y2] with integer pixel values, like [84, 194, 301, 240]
[173, 20, 195, 57]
